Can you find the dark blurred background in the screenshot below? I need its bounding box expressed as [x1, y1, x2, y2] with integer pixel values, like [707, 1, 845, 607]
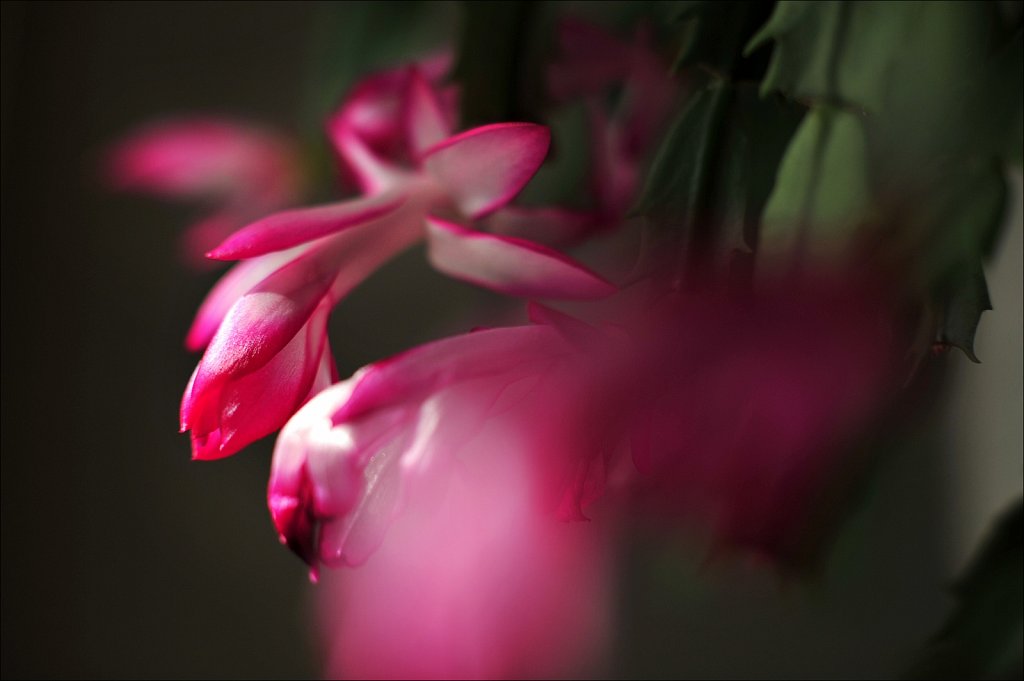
[2, 2, 1021, 679]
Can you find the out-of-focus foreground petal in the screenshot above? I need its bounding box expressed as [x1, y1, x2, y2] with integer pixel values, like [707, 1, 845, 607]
[318, 419, 612, 680]
[625, 274, 902, 565]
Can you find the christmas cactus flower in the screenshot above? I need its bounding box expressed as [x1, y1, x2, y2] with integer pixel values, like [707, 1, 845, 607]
[267, 321, 613, 678]
[180, 66, 614, 460]
[267, 324, 576, 568]
[326, 51, 457, 190]
[102, 2, 1021, 677]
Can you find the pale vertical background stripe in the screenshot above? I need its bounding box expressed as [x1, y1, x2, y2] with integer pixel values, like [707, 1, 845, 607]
[947, 168, 1024, 570]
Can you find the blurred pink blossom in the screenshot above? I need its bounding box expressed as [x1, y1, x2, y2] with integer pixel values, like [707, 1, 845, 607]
[549, 17, 679, 222]
[317, 442, 611, 680]
[107, 119, 301, 265]
[617, 273, 901, 564]
[266, 268, 900, 676]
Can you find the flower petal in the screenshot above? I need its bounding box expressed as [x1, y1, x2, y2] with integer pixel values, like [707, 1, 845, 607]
[179, 211, 246, 268]
[422, 123, 550, 218]
[331, 128, 411, 196]
[207, 191, 407, 260]
[527, 301, 599, 348]
[333, 325, 565, 423]
[404, 68, 451, 160]
[185, 247, 305, 351]
[106, 118, 298, 202]
[319, 415, 613, 680]
[305, 337, 337, 402]
[425, 217, 616, 299]
[190, 304, 331, 460]
[189, 207, 426, 460]
[326, 51, 454, 174]
[269, 381, 414, 567]
[193, 239, 344, 394]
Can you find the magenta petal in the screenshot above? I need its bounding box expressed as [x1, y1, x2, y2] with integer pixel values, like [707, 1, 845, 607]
[319, 419, 613, 680]
[316, 431, 406, 567]
[334, 325, 564, 423]
[268, 382, 414, 566]
[404, 68, 451, 160]
[198, 201, 423, 370]
[185, 247, 304, 351]
[527, 301, 599, 348]
[269, 382, 355, 559]
[268, 461, 319, 566]
[332, 128, 412, 196]
[214, 307, 330, 457]
[179, 211, 246, 268]
[192, 207, 426, 457]
[425, 217, 616, 299]
[106, 118, 298, 201]
[422, 123, 550, 218]
[190, 305, 330, 460]
[194, 240, 343, 393]
[180, 364, 201, 433]
[208, 191, 407, 260]
[305, 337, 336, 403]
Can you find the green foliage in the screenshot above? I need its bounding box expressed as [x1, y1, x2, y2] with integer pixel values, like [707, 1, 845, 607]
[760, 106, 870, 260]
[907, 499, 1023, 679]
[933, 262, 992, 364]
[748, 1, 913, 113]
[636, 83, 802, 269]
[635, 83, 731, 231]
[926, 166, 1007, 361]
[749, 1, 1021, 360]
[673, 1, 774, 77]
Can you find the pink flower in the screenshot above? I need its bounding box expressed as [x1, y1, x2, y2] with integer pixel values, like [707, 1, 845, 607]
[263, 266, 900, 675]
[267, 324, 573, 567]
[107, 118, 301, 265]
[267, 323, 612, 678]
[181, 67, 613, 460]
[326, 52, 457, 190]
[548, 17, 678, 221]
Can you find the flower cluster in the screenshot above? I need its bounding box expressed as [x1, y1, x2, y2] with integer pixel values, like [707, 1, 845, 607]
[115, 15, 908, 680]
[177, 58, 615, 461]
